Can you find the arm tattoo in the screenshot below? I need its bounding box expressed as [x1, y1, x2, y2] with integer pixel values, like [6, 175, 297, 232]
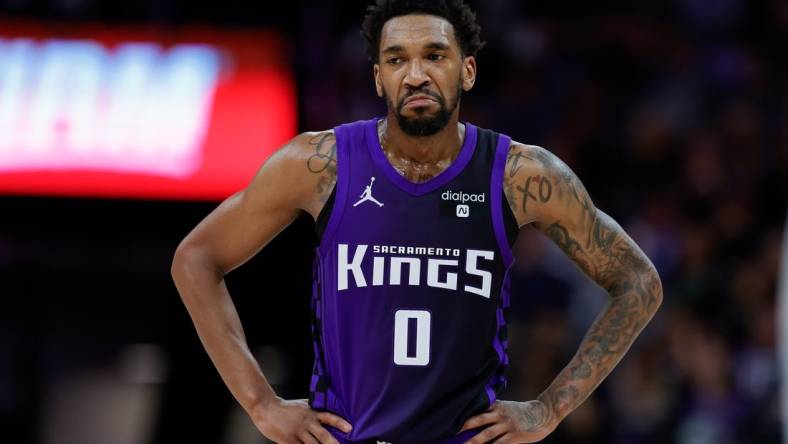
[515, 175, 553, 215]
[505, 144, 664, 425]
[507, 149, 527, 178]
[540, 217, 662, 422]
[504, 145, 558, 222]
[307, 132, 337, 204]
[518, 400, 553, 432]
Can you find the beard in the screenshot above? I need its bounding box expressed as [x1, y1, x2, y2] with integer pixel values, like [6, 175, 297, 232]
[384, 82, 462, 137]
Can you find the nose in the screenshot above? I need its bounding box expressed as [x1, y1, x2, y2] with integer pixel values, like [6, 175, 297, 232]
[404, 59, 429, 89]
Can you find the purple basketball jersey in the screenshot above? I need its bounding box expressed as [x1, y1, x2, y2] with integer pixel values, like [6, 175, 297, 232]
[309, 118, 517, 443]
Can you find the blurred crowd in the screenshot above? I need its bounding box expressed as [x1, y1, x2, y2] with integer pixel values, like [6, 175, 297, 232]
[474, 2, 786, 443]
[2, 0, 787, 443]
[298, 1, 787, 443]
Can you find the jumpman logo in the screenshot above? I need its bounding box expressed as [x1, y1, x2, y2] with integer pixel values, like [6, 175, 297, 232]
[353, 176, 384, 208]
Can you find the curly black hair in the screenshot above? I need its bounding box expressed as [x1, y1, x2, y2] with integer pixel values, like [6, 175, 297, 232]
[361, 0, 485, 63]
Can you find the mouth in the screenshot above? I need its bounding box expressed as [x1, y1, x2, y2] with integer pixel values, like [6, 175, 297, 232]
[402, 94, 438, 109]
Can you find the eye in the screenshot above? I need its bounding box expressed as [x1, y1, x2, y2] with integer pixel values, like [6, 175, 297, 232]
[386, 57, 403, 65]
[428, 53, 445, 62]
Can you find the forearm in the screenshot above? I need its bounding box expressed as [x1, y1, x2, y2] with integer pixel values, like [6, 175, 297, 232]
[171, 247, 277, 414]
[537, 270, 663, 427]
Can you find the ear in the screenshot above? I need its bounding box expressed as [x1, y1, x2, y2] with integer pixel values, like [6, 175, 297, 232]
[461, 56, 476, 91]
[374, 64, 384, 97]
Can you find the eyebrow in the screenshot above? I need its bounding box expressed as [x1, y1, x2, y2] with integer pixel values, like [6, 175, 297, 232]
[381, 41, 451, 54]
[424, 42, 450, 51]
[382, 45, 405, 54]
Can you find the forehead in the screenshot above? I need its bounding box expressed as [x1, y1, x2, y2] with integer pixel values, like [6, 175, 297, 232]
[380, 14, 458, 51]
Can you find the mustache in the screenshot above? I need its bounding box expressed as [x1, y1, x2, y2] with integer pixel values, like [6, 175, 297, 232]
[397, 89, 445, 108]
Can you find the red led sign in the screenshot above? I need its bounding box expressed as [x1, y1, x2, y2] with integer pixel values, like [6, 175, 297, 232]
[0, 23, 297, 200]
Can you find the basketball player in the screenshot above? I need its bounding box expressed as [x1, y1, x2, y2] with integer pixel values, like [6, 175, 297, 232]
[170, 1, 663, 443]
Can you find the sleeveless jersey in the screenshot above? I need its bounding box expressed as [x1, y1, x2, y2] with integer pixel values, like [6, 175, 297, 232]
[309, 118, 518, 443]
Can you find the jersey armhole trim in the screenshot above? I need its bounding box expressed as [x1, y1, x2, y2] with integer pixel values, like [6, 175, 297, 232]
[317, 125, 350, 252]
[490, 133, 515, 268]
[314, 186, 336, 240]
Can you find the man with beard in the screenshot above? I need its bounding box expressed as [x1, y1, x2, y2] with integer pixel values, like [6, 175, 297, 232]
[170, 1, 663, 443]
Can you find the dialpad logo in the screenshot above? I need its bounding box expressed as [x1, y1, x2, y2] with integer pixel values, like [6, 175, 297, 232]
[441, 189, 485, 218]
[441, 189, 486, 203]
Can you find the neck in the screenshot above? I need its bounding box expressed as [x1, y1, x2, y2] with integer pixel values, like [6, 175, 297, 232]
[379, 112, 465, 165]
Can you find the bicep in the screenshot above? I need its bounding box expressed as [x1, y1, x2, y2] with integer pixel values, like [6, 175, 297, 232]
[176, 140, 312, 275]
[511, 146, 656, 293]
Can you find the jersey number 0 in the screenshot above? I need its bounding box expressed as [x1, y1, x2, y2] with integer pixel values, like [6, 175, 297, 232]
[393, 309, 431, 366]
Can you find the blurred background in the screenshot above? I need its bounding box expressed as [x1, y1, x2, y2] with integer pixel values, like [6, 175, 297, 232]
[1, 0, 787, 443]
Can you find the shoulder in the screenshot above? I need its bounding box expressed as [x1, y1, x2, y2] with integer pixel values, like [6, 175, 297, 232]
[244, 130, 337, 220]
[296, 130, 338, 207]
[505, 142, 573, 178]
[502, 141, 582, 227]
[269, 130, 336, 167]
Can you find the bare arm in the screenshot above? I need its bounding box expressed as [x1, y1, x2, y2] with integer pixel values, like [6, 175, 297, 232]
[463, 143, 663, 443]
[170, 131, 350, 442]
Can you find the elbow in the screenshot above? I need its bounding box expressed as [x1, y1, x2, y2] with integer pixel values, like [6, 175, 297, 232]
[170, 241, 193, 285]
[170, 239, 218, 285]
[606, 268, 663, 315]
[170, 242, 187, 280]
[647, 269, 664, 314]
